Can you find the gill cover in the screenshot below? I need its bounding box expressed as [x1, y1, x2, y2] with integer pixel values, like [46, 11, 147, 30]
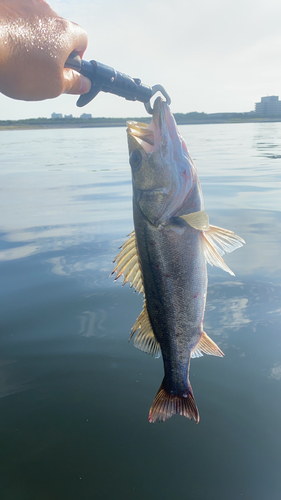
[127, 97, 197, 226]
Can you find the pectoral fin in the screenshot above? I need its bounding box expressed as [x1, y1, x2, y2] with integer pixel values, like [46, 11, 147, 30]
[180, 210, 209, 230]
[129, 301, 161, 359]
[111, 231, 144, 295]
[191, 331, 224, 358]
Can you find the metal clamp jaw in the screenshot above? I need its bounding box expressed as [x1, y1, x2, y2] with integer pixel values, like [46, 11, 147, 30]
[65, 53, 171, 113]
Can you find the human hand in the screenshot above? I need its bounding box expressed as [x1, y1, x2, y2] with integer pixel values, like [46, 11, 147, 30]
[0, 0, 91, 101]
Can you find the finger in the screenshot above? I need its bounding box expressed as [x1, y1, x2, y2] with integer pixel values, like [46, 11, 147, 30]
[62, 68, 91, 95]
[68, 22, 88, 59]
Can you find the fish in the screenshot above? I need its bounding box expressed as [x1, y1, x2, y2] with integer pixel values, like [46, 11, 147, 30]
[112, 97, 245, 423]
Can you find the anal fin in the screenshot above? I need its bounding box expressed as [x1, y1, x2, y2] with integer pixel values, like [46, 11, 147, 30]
[129, 301, 161, 359]
[191, 331, 224, 358]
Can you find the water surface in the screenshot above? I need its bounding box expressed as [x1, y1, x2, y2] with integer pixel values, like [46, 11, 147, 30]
[0, 123, 281, 500]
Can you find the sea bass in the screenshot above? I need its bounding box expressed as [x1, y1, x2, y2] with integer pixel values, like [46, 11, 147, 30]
[112, 97, 244, 423]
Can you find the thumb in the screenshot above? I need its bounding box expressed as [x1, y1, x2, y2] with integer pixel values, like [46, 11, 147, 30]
[62, 68, 91, 95]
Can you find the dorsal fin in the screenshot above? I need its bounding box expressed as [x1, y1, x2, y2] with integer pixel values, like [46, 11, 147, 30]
[191, 331, 224, 358]
[111, 231, 145, 295]
[129, 301, 161, 359]
[112, 234, 160, 356]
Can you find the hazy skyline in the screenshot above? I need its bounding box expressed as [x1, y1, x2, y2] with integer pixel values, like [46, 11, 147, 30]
[1, 0, 281, 120]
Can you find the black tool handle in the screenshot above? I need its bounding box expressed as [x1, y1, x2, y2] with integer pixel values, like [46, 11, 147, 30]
[65, 53, 153, 107]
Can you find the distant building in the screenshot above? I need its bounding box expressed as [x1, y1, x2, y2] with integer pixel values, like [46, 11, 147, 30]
[255, 96, 281, 116]
[80, 113, 92, 119]
[64, 114, 73, 119]
[51, 112, 63, 119]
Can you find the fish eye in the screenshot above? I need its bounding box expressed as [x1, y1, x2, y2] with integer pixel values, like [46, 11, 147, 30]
[129, 150, 142, 171]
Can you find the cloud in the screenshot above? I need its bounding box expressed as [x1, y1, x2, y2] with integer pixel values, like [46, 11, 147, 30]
[2, 0, 281, 118]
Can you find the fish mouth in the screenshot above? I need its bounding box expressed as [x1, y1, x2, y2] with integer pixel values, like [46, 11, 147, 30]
[127, 98, 167, 154]
[126, 121, 155, 147]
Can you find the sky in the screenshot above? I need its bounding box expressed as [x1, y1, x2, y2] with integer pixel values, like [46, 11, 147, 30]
[1, 0, 281, 120]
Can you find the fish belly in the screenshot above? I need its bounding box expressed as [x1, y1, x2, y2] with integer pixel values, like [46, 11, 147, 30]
[135, 211, 207, 396]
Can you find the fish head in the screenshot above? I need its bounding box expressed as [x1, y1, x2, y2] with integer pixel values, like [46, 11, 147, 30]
[127, 97, 198, 226]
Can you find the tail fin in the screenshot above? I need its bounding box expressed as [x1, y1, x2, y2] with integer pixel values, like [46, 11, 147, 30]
[148, 382, 199, 424]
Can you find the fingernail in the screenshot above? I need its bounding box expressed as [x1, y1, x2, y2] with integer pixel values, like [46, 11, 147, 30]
[79, 76, 91, 94]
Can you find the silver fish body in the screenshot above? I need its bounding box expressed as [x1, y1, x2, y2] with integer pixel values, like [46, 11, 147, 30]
[135, 193, 205, 377]
[113, 97, 244, 423]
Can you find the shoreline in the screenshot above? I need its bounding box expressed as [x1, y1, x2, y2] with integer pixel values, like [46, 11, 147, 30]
[1, 116, 281, 131]
[0, 122, 128, 131]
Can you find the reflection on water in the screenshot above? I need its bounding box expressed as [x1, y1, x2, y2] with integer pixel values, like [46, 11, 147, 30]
[78, 310, 107, 338]
[0, 124, 281, 499]
[270, 364, 281, 380]
[254, 121, 281, 159]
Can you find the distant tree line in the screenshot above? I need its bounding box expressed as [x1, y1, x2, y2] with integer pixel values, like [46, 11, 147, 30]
[0, 112, 280, 129]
